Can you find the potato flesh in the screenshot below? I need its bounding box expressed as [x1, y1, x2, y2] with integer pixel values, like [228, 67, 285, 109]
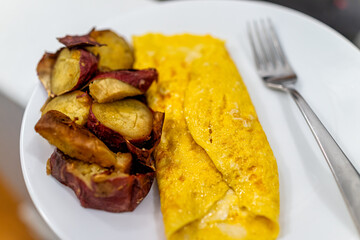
[92, 99, 153, 140]
[87, 30, 134, 70]
[68, 158, 126, 189]
[68, 156, 130, 188]
[48, 149, 155, 212]
[114, 152, 132, 175]
[89, 78, 142, 103]
[73, 153, 132, 185]
[35, 110, 118, 168]
[42, 90, 91, 125]
[51, 48, 81, 95]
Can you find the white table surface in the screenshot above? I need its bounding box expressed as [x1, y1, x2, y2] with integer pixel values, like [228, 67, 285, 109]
[0, 0, 158, 107]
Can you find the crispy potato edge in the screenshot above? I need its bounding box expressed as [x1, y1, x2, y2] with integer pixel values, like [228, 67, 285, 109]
[49, 149, 155, 212]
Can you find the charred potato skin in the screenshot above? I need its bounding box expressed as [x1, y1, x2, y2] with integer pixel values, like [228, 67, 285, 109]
[72, 49, 98, 93]
[35, 30, 165, 213]
[35, 110, 117, 168]
[37, 52, 58, 96]
[49, 149, 155, 212]
[57, 32, 105, 48]
[126, 112, 165, 169]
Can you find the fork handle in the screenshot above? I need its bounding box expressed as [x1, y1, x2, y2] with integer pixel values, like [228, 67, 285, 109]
[287, 87, 360, 234]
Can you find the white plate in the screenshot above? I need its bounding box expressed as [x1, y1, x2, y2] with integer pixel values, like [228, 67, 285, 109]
[20, 1, 360, 239]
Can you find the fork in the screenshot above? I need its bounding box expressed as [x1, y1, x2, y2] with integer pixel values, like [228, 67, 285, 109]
[248, 19, 360, 234]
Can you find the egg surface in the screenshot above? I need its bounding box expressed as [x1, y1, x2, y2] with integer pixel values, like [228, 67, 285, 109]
[133, 34, 279, 240]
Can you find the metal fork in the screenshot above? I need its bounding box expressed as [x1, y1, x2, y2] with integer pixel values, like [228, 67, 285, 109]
[248, 19, 360, 234]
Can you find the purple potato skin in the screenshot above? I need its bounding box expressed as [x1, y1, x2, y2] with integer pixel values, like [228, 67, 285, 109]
[86, 106, 164, 169]
[86, 106, 127, 152]
[92, 69, 158, 92]
[57, 33, 105, 48]
[37, 48, 98, 97]
[72, 49, 98, 92]
[37, 52, 58, 96]
[125, 112, 164, 169]
[49, 149, 155, 212]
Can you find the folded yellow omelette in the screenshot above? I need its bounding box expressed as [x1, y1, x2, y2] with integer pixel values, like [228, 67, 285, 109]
[133, 34, 280, 240]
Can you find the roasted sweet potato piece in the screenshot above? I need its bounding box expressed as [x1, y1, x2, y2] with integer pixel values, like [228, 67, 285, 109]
[37, 48, 98, 97]
[87, 106, 164, 169]
[89, 99, 153, 142]
[37, 52, 58, 96]
[92, 69, 157, 92]
[125, 112, 165, 169]
[41, 90, 92, 125]
[35, 110, 130, 170]
[86, 29, 134, 71]
[51, 48, 98, 96]
[89, 78, 141, 103]
[89, 69, 158, 103]
[48, 149, 154, 212]
[87, 107, 126, 152]
[57, 32, 105, 48]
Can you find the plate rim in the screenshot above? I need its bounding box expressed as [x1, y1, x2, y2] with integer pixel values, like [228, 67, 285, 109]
[20, 1, 360, 239]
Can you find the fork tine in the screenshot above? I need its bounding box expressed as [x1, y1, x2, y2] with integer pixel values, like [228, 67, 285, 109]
[247, 22, 262, 70]
[267, 18, 287, 66]
[253, 20, 271, 67]
[249, 18, 297, 88]
[260, 19, 277, 68]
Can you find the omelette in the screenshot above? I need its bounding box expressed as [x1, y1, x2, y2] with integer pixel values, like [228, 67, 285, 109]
[133, 34, 280, 240]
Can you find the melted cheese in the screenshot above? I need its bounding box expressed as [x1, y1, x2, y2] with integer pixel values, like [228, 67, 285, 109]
[133, 34, 279, 240]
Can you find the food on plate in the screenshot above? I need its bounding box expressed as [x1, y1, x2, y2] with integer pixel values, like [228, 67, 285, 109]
[89, 69, 158, 103]
[87, 99, 154, 151]
[58, 32, 105, 48]
[86, 29, 134, 71]
[36, 52, 56, 96]
[56, 28, 134, 71]
[37, 48, 98, 97]
[133, 34, 279, 239]
[35, 110, 130, 170]
[35, 30, 163, 212]
[184, 44, 280, 237]
[41, 90, 92, 125]
[87, 100, 165, 169]
[48, 148, 154, 212]
[124, 111, 164, 169]
[51, 48, 98, 96]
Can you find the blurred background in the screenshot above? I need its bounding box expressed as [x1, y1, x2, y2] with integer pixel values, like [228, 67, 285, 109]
[0, 0, 359, 239]
[268, 0, 360, 46]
